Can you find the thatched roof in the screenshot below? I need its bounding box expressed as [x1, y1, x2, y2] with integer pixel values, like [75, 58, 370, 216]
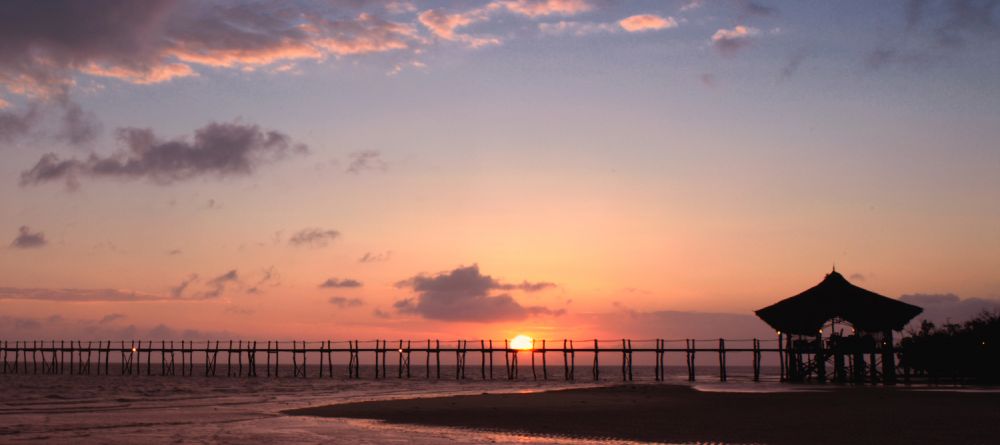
[755, 271, 923, 335]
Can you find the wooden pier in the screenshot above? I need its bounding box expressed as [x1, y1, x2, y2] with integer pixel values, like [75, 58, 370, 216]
[0, 337, 902, 384]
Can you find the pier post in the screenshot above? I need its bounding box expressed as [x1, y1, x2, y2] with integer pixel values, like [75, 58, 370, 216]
[719, 338, 727, 382]
[105, 340, 112, 375]
[593, 339, 599, 381]
[249, 341, 257, 377]
[752, 339, 761, 382]
[327, 340, 334, 378]
[686, 339, 696, 381]
[504, 339, 510, 379]
[563, 338, 569, 380]
[531, 339, 536, 380]
[625, 339, 633, 381]
[488, 340, 493, 380]
[569, 339, 575, 381]
[425, 339, 430, 379]
[541, 339, 547, 380]
[480, 340, 486, 380]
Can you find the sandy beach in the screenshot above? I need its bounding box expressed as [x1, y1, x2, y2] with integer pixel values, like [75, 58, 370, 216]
[286, 384, 1000, 444]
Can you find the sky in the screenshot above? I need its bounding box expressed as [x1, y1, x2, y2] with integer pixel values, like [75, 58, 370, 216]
[1, 0, 999, 342]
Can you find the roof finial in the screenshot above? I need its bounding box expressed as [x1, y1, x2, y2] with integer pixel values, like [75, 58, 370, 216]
[832, 263, 836, 273]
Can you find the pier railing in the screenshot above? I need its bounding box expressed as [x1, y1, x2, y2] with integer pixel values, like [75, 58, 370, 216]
[0, 339, 773, 381]
[0, 337, 902, 384]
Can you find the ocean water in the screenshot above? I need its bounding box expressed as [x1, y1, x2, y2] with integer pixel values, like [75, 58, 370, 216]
[0, 365, 778, 444]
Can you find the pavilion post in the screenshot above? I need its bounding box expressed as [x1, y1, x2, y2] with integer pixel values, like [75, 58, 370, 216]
[881, 330, 896, 385]
[815, 333, 826, 383]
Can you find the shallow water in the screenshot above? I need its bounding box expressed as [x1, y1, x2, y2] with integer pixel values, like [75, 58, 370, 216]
[0, 366, 779, 444]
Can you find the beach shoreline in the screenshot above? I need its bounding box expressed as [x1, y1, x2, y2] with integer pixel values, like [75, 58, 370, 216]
[286, 384, 1000, 444]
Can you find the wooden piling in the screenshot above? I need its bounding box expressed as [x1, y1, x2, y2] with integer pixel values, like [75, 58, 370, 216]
[752, 338, 761, 382]
[531, 339, 537, 380]
[571, 339, 579, 380]
[327, 340, 333, 378]
[480, 340, 486, 380]
[719, 338, 727, 382]
[686, 339, 696, 381]
[541, 339, 547, 380]
[593, 339, 599, 381]
[504, 339, 510, 379]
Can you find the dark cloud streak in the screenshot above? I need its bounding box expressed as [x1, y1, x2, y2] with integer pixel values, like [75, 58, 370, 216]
[319, 278, 363, 288]
[19, 121, 307, 188]
[9, 226, 46, 249]
[289, 228, 340, 247]
[393, 264, 560, 322]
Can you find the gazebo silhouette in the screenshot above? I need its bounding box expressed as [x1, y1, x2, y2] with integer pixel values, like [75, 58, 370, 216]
[755, 269, 923, 384]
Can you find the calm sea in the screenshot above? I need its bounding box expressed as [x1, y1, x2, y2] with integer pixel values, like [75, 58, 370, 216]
[0, 365, 780, 444]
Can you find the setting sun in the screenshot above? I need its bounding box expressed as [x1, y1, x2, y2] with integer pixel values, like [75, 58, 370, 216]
[510, 335, 533, 350]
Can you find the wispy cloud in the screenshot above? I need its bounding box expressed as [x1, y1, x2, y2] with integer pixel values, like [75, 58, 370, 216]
[329, 296, 365, 308]
[20, 121, 307, 189]
[498, 0, 592, 18]
[246, 266, 279, 294]
[0, 1, 424, 101]
[359, 251, 392, 263]
[867, 0, 1000, 69]
[170, 274, 199, 298]
[711, 25, 759, 56]
[9, 226, 46, 249]
[288, 228, 341, 248]
[539, 21, 617, 36]
[0, 287, 164, 302]
[418, 7, 501, 48]
[319, 278, 363, 288]
[618, 15, 677, 33]
[203, 269, 239, 298]
[346, 150, 387, 174]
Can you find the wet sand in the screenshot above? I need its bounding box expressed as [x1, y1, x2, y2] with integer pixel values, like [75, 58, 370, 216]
[286, 384, 1000, 444]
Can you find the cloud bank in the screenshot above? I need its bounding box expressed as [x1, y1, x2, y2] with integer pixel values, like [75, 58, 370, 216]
[20, 122, 307, 188]
[319, 278, 363, 288]
[393, 264, 559, 322]
[288, 228, 341, 248]
[9, 226, 46, 249]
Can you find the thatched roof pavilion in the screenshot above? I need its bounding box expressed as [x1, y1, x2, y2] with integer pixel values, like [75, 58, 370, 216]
[755, 270, 923, 336]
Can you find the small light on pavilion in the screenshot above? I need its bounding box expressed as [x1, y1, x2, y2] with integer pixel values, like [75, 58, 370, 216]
[398, 348, 404, 353]
[131, 347, 137, 353]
